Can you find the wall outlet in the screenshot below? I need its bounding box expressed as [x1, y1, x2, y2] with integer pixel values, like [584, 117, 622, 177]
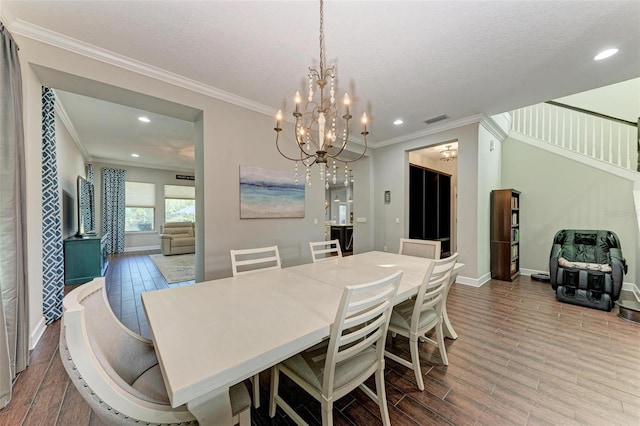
[383, 246, 388, 252]
[314, 218, 318, 225]
[395, 217, 400, 224]
[356, 217, 367, 223]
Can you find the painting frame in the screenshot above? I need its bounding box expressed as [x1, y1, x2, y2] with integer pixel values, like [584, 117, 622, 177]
[239, 165, 305, 219]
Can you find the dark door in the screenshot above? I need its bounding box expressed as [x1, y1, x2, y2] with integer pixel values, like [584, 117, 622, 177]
[408, 164, 451, 254]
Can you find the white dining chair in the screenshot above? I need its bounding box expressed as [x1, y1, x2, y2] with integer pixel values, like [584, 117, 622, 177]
[230, 245, 281, 276]
[384, 253, 458, 391]
[269, 270, 402, 426]
[230, 244, 282, 408]
[309, 239, 343, 262]
[60, 278, 251, 425]
[398, 237, 441, 259]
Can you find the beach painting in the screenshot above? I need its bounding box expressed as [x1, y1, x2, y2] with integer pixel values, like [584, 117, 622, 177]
[240, 165, 305, 218]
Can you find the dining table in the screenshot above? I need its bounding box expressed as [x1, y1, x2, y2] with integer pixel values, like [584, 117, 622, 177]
[141, 251, 464, 425]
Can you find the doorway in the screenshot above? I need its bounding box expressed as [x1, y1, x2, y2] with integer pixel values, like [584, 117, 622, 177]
[407, 143, 458, 256]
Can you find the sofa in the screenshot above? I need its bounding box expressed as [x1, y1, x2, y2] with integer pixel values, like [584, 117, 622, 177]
[160, 222, 195, 255]
[549, 229, 627, 311]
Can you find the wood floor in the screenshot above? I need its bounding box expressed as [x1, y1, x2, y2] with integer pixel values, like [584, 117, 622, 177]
[1, 251, 639, 425]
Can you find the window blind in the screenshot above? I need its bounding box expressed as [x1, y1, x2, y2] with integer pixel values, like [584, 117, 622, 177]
[165, 185, 195, 200]
[125, 182, 155, 207]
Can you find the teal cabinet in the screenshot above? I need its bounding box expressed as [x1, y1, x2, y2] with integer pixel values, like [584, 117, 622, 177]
[64, 234, 109, 285]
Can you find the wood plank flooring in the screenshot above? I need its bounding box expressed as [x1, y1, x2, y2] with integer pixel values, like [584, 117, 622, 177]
[1, 251, 639, 425]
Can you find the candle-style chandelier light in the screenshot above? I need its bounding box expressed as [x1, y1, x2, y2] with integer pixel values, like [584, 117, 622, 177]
[274, 0, 368, 189]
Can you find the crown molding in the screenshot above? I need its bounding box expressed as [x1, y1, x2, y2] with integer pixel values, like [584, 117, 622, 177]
[479, 113, 508, 141]
[51, 89, 89, 159]
[9, 19, 275, 117]
[90, 156, 195, 174]
[371, 114, 486, 149]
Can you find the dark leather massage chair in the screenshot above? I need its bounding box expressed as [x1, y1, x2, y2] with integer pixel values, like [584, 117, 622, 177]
[550, 229, 627, 311]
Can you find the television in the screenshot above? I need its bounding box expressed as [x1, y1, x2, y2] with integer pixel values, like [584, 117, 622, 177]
[76, 175, 96, 237]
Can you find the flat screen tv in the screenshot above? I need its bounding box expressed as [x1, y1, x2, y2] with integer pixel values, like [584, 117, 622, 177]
[76, 175, 96, 237]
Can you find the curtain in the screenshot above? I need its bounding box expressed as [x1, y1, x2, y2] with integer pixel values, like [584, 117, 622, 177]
[0, 22, 29, 408]
[41, 87, 64, 324]
[86, 164, 95, 232]
[101, 167, 126, 254]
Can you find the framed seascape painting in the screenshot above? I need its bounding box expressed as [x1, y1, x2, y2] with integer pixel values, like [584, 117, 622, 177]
[239, 165, 305, 218]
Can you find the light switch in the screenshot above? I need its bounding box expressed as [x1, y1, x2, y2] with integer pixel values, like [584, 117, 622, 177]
[395, 217, 400, 224]
[314, 218, 318, 224]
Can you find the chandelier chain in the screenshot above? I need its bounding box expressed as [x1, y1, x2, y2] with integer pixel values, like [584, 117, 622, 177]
[319, 0, 325, 74]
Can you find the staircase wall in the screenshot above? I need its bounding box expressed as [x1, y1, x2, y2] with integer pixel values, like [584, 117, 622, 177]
[501, 135, 637, 285]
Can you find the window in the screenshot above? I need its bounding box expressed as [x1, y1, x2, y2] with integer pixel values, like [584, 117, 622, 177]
[125, 181, 155, 231]
[165, 184, 195, 223]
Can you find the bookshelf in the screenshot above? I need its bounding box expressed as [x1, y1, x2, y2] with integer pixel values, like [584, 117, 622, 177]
[490, 189, 520, 281]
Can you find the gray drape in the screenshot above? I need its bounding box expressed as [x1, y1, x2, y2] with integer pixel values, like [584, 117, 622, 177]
[0, 22, 29, 408]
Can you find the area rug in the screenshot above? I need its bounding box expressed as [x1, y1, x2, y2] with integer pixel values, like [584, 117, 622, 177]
[149, 253, 195, 284]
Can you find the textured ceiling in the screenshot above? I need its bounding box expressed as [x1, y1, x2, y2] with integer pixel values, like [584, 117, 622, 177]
[3, 1, 639, 170]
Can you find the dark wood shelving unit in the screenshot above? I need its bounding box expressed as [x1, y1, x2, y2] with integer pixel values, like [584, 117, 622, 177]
[490, 189, 520, 281]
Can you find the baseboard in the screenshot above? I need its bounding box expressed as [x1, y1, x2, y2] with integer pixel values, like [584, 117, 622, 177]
[30, 316, 47, 351]
[125, 245, 160, 253]
[455, 272, 491, 288]
[622, 282, 640, 301]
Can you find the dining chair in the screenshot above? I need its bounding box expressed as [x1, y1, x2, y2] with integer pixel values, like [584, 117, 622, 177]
[230, 244, 282, 408]
[309, 239, 343, 262]
[269, 270, 403, 426]
[384, 253, 458, 391]
[398, 237, 441, 259]
[230, 245, 281, 276]
[60, 278, 251, 425]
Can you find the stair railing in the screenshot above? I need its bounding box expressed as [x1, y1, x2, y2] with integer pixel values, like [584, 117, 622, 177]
[510, 101, 639, 172]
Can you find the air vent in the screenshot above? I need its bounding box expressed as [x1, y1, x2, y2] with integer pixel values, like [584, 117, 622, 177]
[424, 114, 449, 125]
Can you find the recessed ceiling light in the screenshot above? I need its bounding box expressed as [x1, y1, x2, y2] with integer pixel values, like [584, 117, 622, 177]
[594, 48, 618, 60]
[138, 116, 150, 123]
[393, 119, 404, 125]
[131, 153, 140, 158]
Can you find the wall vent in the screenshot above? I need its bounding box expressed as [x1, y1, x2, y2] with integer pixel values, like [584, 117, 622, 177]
[424, 114, 449, 125]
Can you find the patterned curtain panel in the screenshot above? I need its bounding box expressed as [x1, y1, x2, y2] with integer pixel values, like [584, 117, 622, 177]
[41, 87, 64, 324]
[86, 164, 95, 235]
[0, 21, 29, 407]
[101, 167, 126, 254]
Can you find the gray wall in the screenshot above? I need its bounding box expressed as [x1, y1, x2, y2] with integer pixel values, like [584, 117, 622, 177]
[371, 123, 489, 281]
[502, 136, 637, 282]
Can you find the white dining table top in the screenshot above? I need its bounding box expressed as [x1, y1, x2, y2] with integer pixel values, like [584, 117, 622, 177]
[141, 250, 464, 411]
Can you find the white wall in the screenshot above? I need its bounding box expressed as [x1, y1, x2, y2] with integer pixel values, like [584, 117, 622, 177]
[55, 111, 87, 239]
[477, 123, 502, 278]
[502, 137, 637, 283]
[554, 77, 640, 123]
[372, 123, 484, 281]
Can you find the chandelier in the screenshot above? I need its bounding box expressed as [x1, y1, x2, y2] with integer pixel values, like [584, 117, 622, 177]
[274, 0, 368, 189]
[440, 145, 458, 161]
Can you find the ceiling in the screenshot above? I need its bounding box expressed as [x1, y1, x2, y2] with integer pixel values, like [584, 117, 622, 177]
[3, 1, 639, 171]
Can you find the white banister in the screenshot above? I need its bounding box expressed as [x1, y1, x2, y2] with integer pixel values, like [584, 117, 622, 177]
[510, 102, 637, 172]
